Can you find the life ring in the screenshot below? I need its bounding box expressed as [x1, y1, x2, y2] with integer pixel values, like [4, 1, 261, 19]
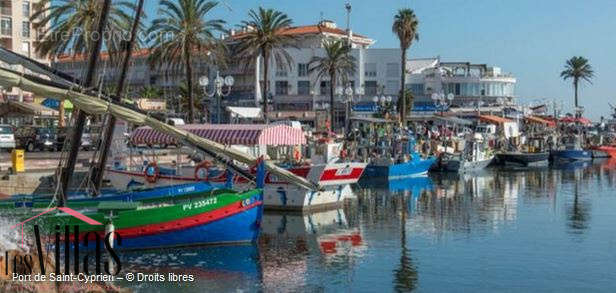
[293, 147, 301, 163]
[144, 162, 160, 183]
[194, 161, 212, 181]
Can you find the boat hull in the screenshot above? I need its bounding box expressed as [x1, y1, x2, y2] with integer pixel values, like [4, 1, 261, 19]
[590, 146, 616, 158]
[39, 189, 263, 250]
[435, 157, 493, 173]
[496, 152, 549, 167]
[549, 150, 592, 162]
[362, 157, 436, 179]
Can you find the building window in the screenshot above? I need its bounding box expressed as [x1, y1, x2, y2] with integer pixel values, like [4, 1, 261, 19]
[22, 1, 30, 18]
[365, 63, 377, 77]
[297, 80, 310, 95]
[21, 41, 30, 57]
[365, 81, 378, 96]
[22, 21, 29, 38]
[298, 63, 308, 77]
[1, 17, 11, 36]
[386, 63, 399, 78]
[386, 80, 399, 94]
[320, 81, 331, 95]
[275, 81, 288, 95]
[275, 70, 288, 77]
[408, 83, 424, 95]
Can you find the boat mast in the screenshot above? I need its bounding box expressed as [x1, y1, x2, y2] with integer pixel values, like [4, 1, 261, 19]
[91, 0, 145, 193]
[58, 0, 112, 206]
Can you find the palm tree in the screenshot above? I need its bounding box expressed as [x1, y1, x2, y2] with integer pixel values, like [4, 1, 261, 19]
[308, 40, 356, 131]
[32, 0, 137, 127]
[236, 7, 297, 123]
[148, 0, 226, 123]
[560, 56, 594, 109]
[392, 9, 419, 126]
[397, 88, 414, 119]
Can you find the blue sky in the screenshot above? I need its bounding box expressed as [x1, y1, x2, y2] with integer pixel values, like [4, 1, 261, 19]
[143, 0, 616, 119]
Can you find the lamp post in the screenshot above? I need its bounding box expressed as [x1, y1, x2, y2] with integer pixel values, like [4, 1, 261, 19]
[372, 95, 393, 117]
[199, 71, 234, 124]
[337, 82, 364, 132]
[431, 92, 454, 116]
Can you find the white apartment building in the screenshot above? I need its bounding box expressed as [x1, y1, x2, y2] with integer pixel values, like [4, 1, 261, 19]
[225, 20, 516, 124]
[0, 0, 49, 101]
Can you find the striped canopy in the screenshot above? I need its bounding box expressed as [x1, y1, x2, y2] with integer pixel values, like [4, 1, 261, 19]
[131, 124, 306, 146]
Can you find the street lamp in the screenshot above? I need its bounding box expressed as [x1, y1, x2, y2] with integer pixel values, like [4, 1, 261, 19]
[199, 71, 234, 124]
[431, 92, 454, 116]
[337, 82, 364, 132]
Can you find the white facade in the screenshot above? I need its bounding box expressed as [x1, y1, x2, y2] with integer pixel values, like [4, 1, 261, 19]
[0, 0, 50, 102]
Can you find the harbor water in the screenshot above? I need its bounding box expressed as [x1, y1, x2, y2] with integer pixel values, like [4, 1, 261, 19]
[108, 158, 616, 292]
[3, 159, 616, 292]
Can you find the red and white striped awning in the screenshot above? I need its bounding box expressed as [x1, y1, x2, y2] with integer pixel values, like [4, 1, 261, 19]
[131, 124, 306, 146]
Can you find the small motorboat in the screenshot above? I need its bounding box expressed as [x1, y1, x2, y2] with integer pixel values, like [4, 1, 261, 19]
[550, 135, 592, 162]
[496, 152, 550, 167]
[589, 145, 616, 158]
[433, 136, 494, 173]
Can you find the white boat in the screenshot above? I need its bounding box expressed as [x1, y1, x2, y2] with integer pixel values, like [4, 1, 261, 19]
[106, 124, 366, 211]
[433, 134, 494, 173]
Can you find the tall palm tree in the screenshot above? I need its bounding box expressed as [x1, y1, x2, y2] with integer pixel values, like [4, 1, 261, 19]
[32, 0, 137, 127]
[308, 40, 356, 131]
[148, 0, 226, 123]
[236, 7, 297, 123]
[397, 88, 414, 119]
[560, 56, 594, 109]
[392, 9, 419, 126]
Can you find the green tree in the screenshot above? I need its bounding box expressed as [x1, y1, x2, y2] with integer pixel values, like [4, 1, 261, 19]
[32, 0, 137, 126]
[560, 56, 594, 109]
[140, 86, 162, 99]
[308, 40, 356, 131]
[392, 8, 419, 125]
[236, 7, 297, 123]
[148, 0, 226, 123]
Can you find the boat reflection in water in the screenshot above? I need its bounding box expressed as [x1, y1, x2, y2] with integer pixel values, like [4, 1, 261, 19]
[258, 208, 366, 292]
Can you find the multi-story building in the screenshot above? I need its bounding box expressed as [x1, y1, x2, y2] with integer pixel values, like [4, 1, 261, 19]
[406, 58, 516, 107]
[0, 0, 49, 101]
[51, 19, 516, 125]
[53, 49, 211, 116]
[225, 20, 516, 126]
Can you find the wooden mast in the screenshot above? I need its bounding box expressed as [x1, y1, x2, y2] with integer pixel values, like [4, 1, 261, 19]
[91, 0, 146, 193]
[58, 0, 112, 206]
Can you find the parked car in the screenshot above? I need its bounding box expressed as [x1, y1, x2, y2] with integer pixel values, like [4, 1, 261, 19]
[15, 126, 57, 152]
[0, 124, 16, 152]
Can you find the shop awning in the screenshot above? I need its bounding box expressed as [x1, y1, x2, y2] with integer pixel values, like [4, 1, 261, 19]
[479, 114, 512, 125]
[131, 124, 306, 146]
[525, 116, 556, 127]
[560, 116, 591, 125]
[226, 106, 262, 119]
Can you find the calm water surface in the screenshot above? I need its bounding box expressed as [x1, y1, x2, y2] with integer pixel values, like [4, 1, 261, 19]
[120, 159, 616, 292]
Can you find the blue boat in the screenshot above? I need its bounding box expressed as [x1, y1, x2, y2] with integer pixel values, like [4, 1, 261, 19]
[362, 136, 436, 180]
[549, 135, 592, 162]
[363, 153, 436, 179]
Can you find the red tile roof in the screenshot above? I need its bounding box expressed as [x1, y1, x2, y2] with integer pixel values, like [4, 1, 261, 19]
[232, 24, 369, 41]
